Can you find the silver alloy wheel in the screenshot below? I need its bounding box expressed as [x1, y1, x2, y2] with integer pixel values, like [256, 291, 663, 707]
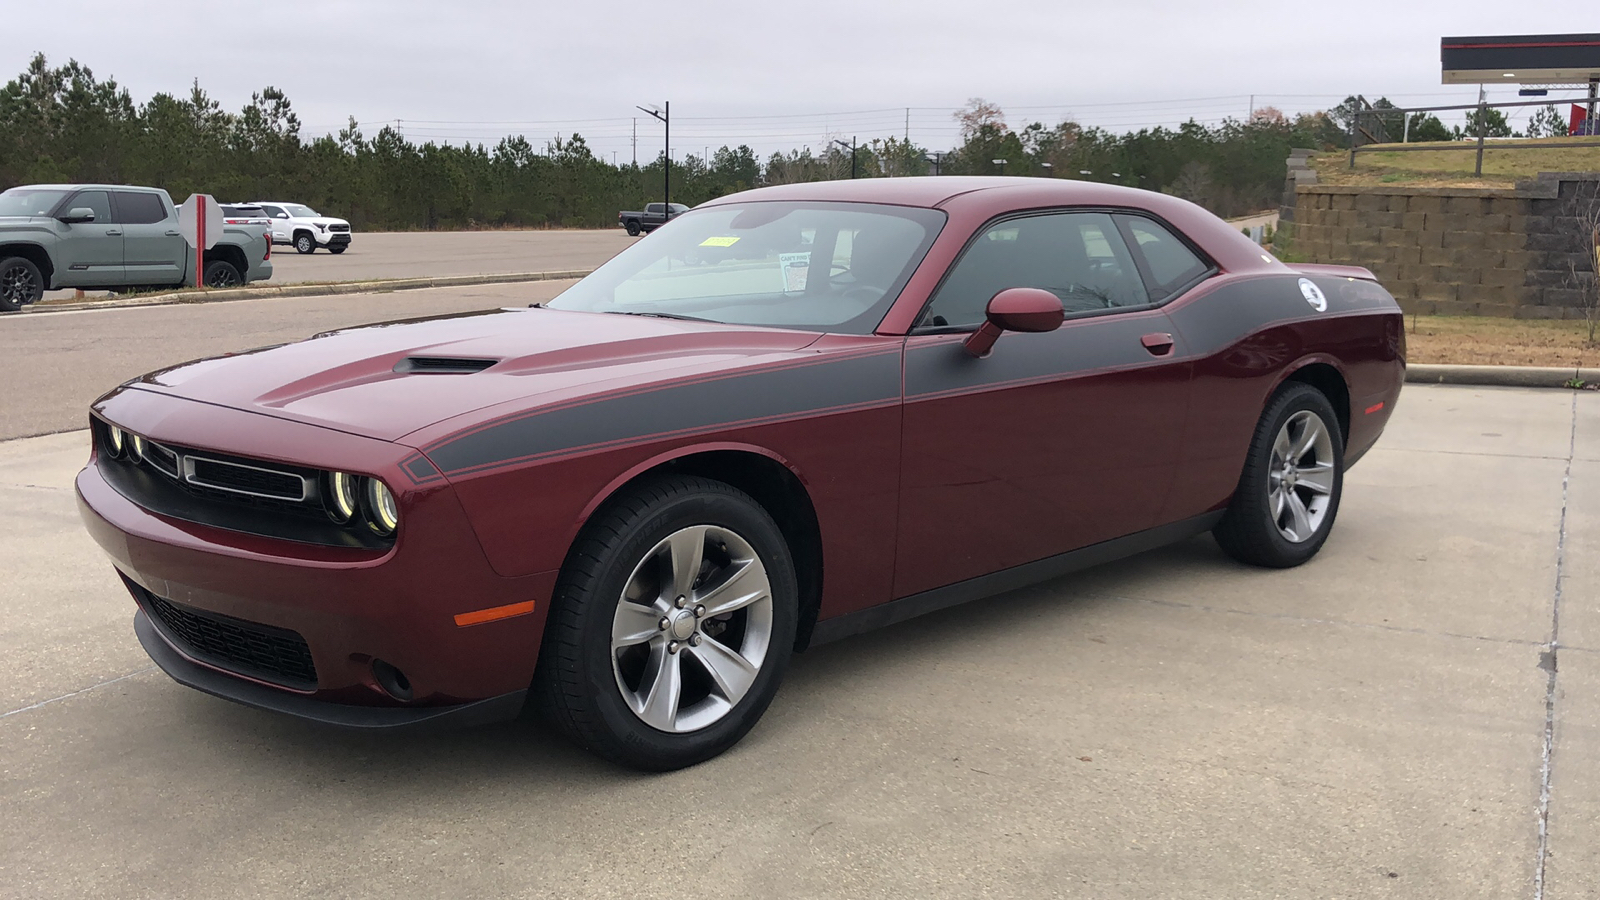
[1268, 409, 1337, 543]
[611, 524, 774, 733]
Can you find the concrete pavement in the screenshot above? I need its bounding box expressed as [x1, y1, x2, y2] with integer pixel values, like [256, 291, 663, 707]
[1, 384, 1595, 898]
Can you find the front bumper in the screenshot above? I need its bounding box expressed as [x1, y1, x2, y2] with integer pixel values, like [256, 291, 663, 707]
[321, 232, 351, 248]
[78, 389, 558, 725]
[136, 609, 527, 729]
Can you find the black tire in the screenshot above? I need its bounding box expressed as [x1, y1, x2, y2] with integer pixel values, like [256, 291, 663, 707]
[328, 246, 347, 255]
[203, 260, 243, 289]
[535, 475, 798, 771]
[0, 256, 45, 312]
[1213, 382, 1345, 568]
[294, 233, 316, 254]
[625, 219, 642, 237]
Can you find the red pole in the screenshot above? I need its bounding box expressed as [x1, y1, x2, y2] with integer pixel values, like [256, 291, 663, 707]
[195, 198, 205, 289]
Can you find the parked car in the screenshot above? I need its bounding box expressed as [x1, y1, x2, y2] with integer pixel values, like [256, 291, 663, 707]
[618, 201, 689, 236]
[0, 184, 273, 312]
[253, 201, 352, 254]
[220, 203, 272, 229]
[78, 177, 1404, 770]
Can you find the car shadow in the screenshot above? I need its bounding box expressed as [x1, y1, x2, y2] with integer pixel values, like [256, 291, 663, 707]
[145, 534, 1230, 786]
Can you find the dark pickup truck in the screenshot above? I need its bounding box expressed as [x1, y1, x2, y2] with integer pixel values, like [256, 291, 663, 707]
[618, 202, 689, 236]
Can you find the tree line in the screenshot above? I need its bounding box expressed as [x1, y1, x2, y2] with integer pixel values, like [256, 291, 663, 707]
[0, 54, 1546, 229]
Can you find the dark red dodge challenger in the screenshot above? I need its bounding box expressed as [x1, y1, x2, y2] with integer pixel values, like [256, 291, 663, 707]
[78, 177, 1404, 770]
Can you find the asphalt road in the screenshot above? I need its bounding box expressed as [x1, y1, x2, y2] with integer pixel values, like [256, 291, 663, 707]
[34, 228, 634, 303]
[1, 280, 577, 441]
[1, 381, 1596, 898]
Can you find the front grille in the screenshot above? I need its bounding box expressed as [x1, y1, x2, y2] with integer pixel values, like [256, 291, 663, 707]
[187, 457, 307, 501]
[140, 589, 318, 690]
[144, 441, 180, 479]
[328, 224, 350, 233]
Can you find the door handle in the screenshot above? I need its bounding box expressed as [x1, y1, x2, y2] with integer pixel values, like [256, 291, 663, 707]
[1140, 332, 1175, 356]
[165, 230, 181, 236]
[105, 229, 123, 236]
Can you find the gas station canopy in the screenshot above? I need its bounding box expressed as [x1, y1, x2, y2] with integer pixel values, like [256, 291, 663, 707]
[1442, 33, 1600, 85]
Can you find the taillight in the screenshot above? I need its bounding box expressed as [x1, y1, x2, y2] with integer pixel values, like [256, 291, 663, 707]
[264, 239, 271, 261]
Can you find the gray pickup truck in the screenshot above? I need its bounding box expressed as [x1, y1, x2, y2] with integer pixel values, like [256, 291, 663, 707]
[617, 202, 690, 236]
[0, 184, 273, 312]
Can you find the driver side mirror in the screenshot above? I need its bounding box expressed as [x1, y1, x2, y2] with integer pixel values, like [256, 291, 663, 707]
[963, 287, 1065, 357]
[58, 207, 97, 224]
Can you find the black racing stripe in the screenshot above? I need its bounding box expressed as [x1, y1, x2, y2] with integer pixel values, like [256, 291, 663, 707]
[1167, 274, 1397, 356]
[906, 311, 1175, 400]
[400, 453, 444, 485]
[427, 351, 903, 475]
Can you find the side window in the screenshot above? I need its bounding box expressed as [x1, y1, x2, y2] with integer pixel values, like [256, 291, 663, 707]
[260, 205, 286, 218]
[919, 211, 1150, 328]
[112, 191, 168, 225]
[1117, 216, 1211, 301]
[67, 190, 112, 223]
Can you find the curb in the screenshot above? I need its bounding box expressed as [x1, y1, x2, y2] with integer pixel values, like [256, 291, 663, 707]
[20, 269, 595, 315]
[1407, 364, 1600, 388]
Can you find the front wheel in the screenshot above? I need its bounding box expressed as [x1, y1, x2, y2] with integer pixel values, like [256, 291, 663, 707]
[1213, 382, 1344, 568]
[294, 234, 316, 254]
[328, 246, 347, 255]
[0, 256, 45, 312]
[536, 475, 798, 770]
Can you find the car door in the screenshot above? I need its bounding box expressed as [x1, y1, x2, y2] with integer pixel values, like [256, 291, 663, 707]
[893, 210, 1196, 598]
[260, 205, 290, 242]
[51, 189, 123, 287]
[114, 191, 186, 286]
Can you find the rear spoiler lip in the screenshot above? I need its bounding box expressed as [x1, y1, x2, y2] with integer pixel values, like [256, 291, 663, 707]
[1293, 263, 1378, 282]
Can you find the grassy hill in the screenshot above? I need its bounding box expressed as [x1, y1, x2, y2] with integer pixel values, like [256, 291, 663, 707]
[1313, 135, 1600, 188]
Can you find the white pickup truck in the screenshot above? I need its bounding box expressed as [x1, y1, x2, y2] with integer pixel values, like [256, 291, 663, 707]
[253, 202, 353, 254]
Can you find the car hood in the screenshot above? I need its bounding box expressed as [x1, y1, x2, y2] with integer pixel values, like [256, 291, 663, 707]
[308, 217, 348, 227]
[124, 308, 822, 443]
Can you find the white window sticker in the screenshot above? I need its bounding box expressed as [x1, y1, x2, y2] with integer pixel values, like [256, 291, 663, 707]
[1298, 278, 1327, 312]
[778, 252, 811, 292]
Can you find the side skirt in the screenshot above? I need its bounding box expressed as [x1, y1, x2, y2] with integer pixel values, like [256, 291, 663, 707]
[807, 511, 1225, 646]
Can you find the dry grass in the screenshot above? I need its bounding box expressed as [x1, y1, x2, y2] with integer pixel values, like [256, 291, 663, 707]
[1406, 315, 1600, 367]
[1313, 136, 1600, 188]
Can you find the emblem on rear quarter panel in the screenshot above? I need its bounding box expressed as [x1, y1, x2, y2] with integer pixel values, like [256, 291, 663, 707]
[1298, 278, 1327, 312]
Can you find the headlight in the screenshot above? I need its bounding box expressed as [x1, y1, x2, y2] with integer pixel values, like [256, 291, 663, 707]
[128, 433, 145, 461]
[105, 425, 125, 457]
[315, 223, 327, 231]
[365, 479, 399, 534]
[326, 471, 359, 522]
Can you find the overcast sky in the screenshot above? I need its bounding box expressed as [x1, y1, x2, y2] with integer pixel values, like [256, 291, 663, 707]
[3, 1, 1591, 163]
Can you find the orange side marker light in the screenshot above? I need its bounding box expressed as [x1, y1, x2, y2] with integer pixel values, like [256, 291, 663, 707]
[454, 600, 537, 628]
[1365, 402, 1385, 415]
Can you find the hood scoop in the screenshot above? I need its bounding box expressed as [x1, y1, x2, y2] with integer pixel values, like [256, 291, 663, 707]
[394, 356, 498, 375]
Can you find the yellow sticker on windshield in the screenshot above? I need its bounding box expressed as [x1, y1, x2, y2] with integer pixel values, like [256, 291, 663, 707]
[700, 236, 740, 247]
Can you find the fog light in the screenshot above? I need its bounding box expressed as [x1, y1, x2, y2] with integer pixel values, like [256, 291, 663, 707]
[106, 425, 125, 457]
[365, 478, 399, 534]
[326, 471, 359, 523]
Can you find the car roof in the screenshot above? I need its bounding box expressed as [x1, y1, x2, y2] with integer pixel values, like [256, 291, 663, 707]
[6, 184, 163, 192]
[696, 176, 1173, 210]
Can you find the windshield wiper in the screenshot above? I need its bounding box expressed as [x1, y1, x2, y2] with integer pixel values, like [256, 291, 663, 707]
[604, 310, 712, 323]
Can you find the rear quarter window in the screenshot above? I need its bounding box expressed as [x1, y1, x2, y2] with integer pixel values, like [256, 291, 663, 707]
[1116, 216, 1211, 301]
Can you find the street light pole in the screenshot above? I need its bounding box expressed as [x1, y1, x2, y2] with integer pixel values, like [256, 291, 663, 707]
[833, 137, 858, 178]
[992, 158, 1007, 175]
[637, 101, 670, 216]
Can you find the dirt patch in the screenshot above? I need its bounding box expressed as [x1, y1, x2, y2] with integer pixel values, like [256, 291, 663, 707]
[1406, 315, 1600, 367]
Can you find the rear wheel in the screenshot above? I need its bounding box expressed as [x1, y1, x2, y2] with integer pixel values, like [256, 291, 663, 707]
[294, 233, 315, 254]
[625, 219, 642, 237]
[203, 260, 242, 288]
[0, 256, 44, 311]
[536, 475, 797, 770]
[1213, 382, 1344, 568]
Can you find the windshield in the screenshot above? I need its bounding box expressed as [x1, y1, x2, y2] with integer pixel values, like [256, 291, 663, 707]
[549, 201, 945, 334]
[0, 188, 68, 218]
[286, 204, 319, 217]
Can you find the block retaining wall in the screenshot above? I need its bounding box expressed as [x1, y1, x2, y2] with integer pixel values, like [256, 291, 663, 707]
[1290, 172, 1600, 318]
